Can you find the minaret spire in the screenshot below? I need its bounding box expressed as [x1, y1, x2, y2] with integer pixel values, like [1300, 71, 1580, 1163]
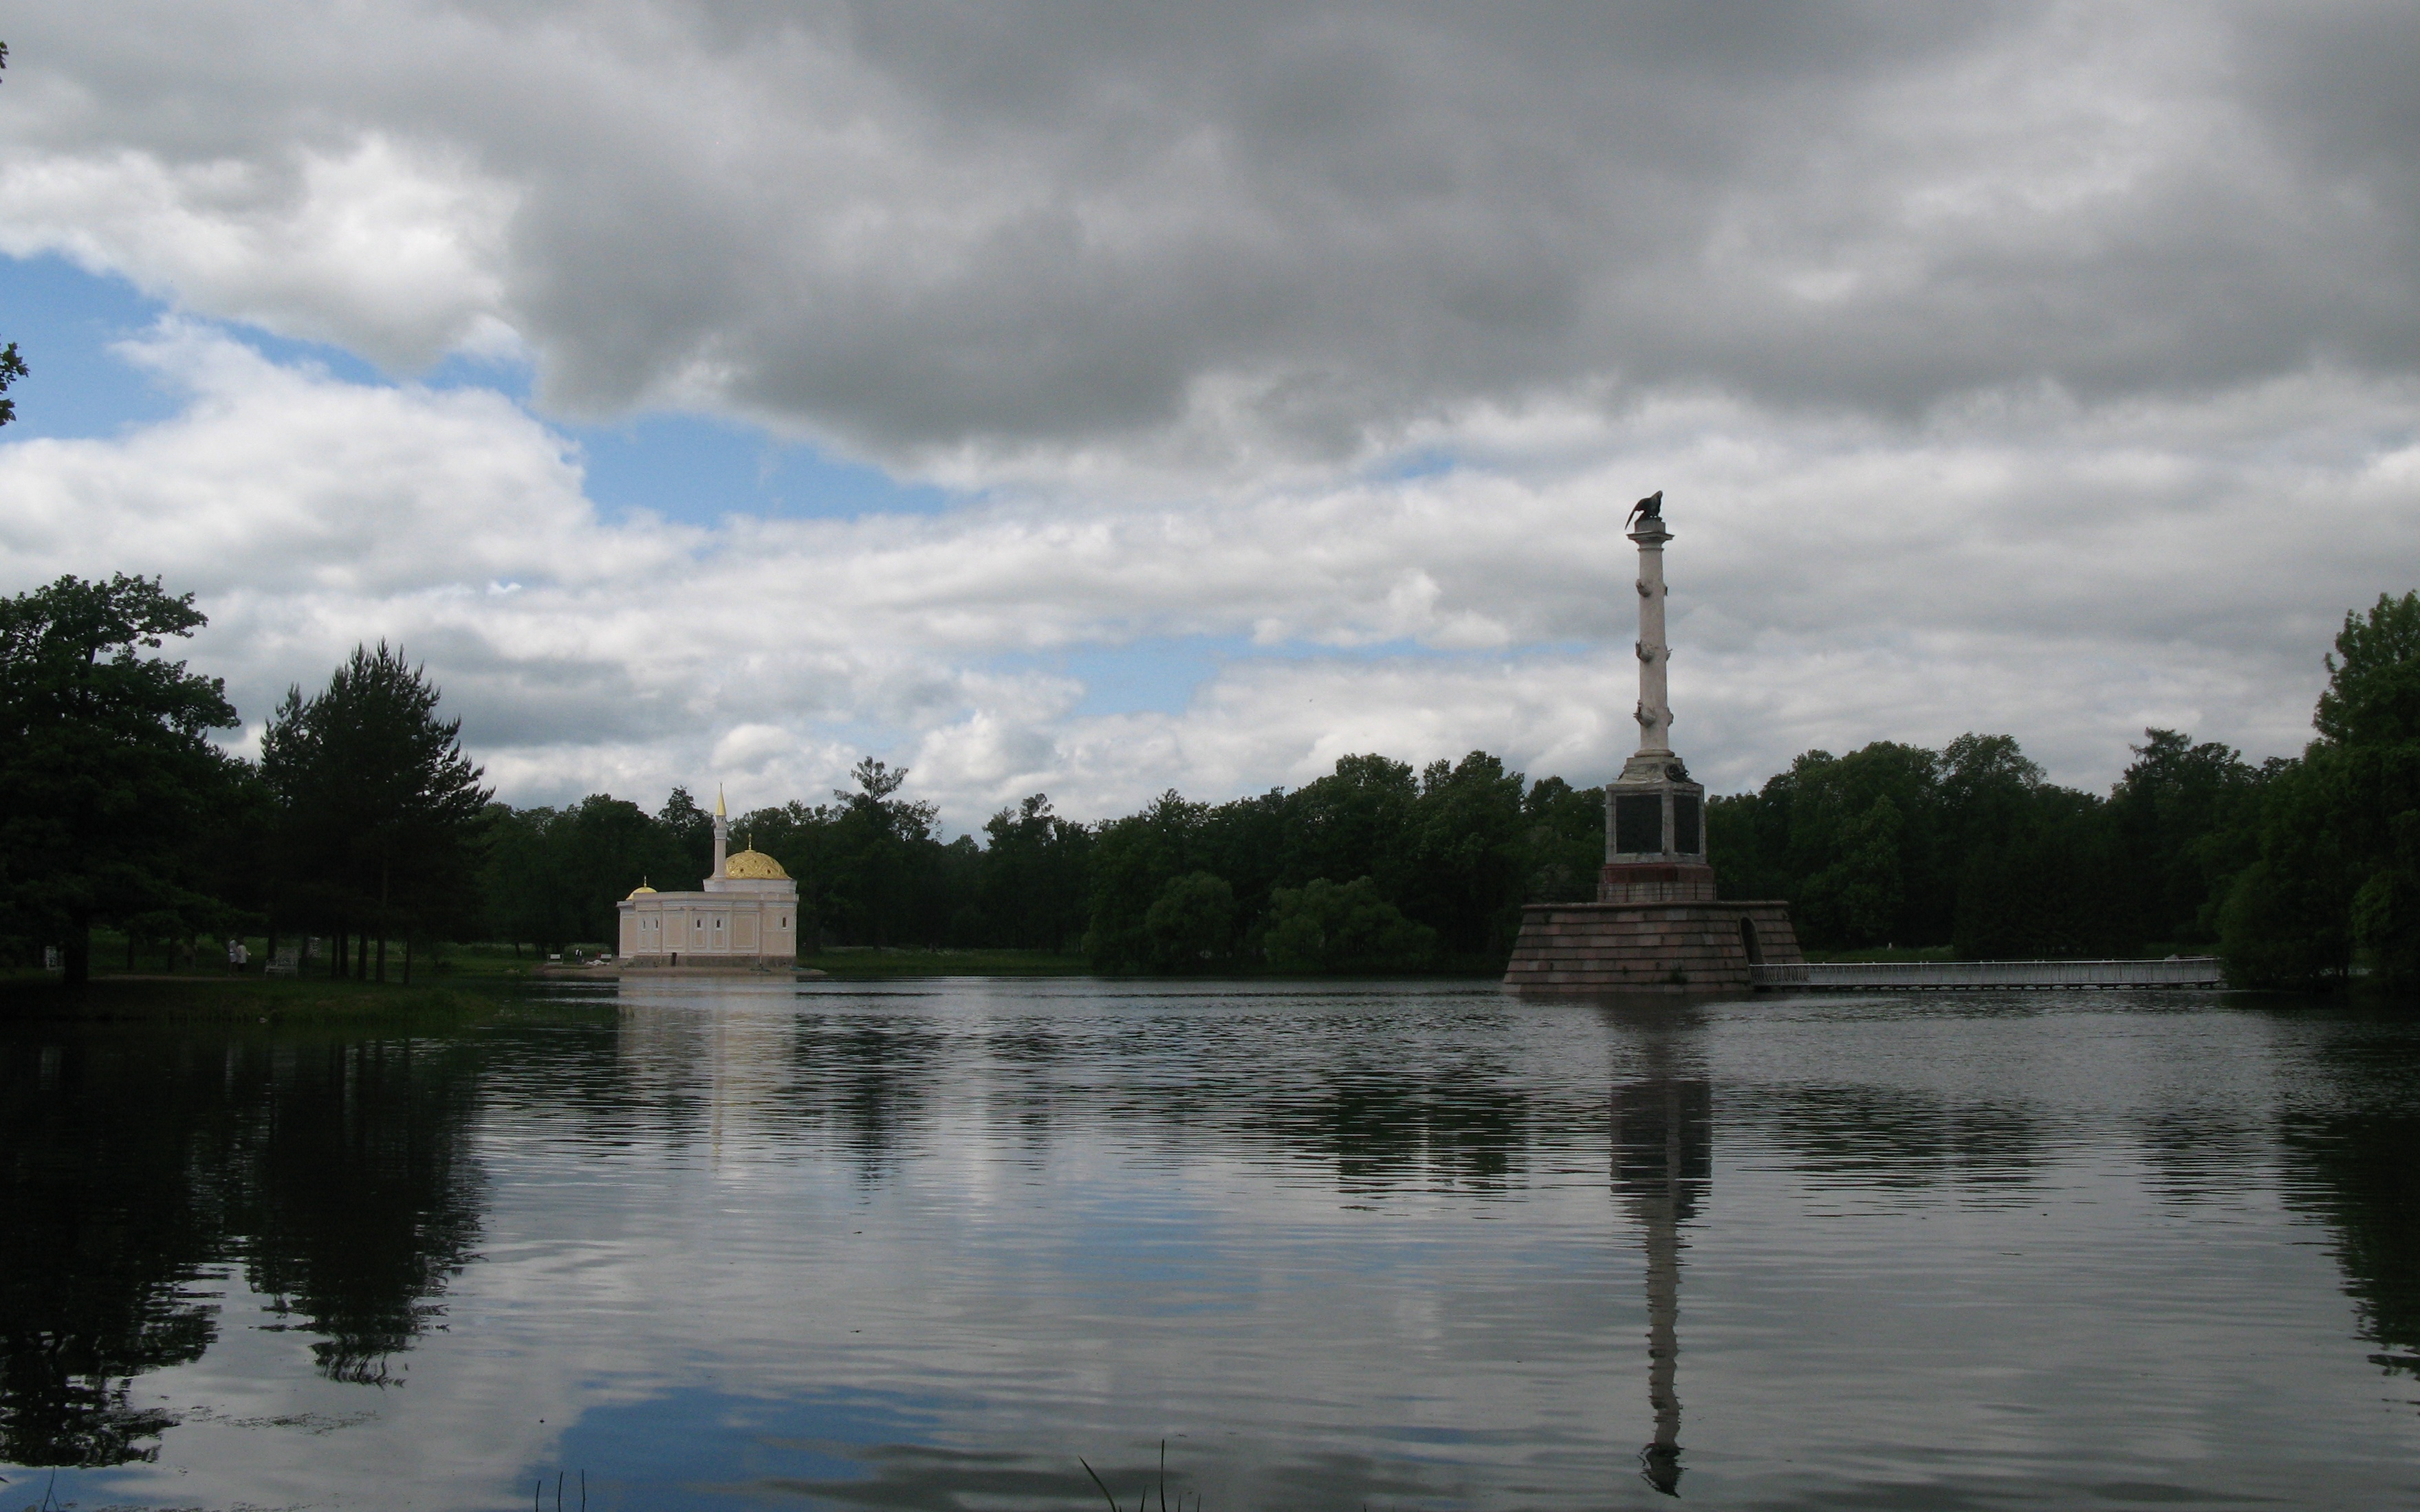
[711, 785, 729, 879]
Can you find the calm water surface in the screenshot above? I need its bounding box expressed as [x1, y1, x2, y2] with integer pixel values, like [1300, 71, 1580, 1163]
[4, 981, 2417, 1509]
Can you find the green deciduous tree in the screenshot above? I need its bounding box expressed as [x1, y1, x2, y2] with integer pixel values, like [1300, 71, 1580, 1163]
[2224, 592, 2420, 989]
[1144, 870, 1236, 969]
[2106, 729, 2262, 945]
[1263, 877, 1439, 973]
[1085, 790, 1204, 969]
[979, 793, 1094, 951]
[822, 758, 940, 947]
[1518, 775, 1606, 904]
[1402, 751, 1529, 961]
[0, 575, 240, 985]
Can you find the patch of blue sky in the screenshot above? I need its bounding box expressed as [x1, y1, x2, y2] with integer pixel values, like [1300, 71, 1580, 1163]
[0, 252, 189, 437]
[1046, 637, 1227, 717]
[0, 253, 959, 525]
[547, 1383, 948, 1506]
[1001, 633, 1592, 723]
[565, 412, 958, 527]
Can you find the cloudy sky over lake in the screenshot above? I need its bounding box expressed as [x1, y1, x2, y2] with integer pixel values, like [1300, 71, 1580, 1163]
[1, 3, 2414, 824]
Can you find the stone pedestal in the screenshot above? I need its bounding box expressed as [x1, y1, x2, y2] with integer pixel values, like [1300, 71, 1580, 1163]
[1503, 899, 1802, 995]
[1600, 861, 1716, 904]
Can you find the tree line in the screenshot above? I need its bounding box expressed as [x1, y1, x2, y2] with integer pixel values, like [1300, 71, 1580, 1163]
[1708, 591, 2418, 987]
[3, 569, 2414, 989]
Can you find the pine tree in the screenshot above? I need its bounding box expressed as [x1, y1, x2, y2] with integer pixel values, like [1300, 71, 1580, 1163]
[262, 644, 491, 980]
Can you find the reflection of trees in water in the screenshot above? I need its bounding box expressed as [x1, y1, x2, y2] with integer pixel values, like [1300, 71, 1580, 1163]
[0, 1029, 484, 1464]
[589, 1001, 1585, 1196]
[1736, 1084, 2046, 1199]
[0, 1038, 222, 1466]
[1177, 1050, 1547, 1194]
[2132, 1105, 2265, 1205]
[2272, 1016, 2420, 1385]
[789, 1017, 944, 1173]
[1021, 1009, 1576, 1194]
[982, 1021, 1064, 1164]
[232, 1041, 485, 1384]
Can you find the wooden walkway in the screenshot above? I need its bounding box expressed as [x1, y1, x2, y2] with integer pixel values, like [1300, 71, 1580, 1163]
[1749, 957, 2226, 990]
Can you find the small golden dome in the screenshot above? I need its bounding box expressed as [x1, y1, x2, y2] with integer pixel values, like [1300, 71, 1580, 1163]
[723, 847, 788, 880]
[626, 879, 657, 899]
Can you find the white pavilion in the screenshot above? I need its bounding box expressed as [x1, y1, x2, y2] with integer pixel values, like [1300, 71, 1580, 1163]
[616, 787, 798, 967]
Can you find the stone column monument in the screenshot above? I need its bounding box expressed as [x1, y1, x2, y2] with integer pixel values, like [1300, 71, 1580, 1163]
[1602, 490, 1715, 906]
[1502, 492, 1802, 994]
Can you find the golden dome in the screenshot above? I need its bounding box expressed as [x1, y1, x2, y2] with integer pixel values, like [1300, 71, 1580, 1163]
[625, 881, 657, 899]
[723, 846, 788, 881]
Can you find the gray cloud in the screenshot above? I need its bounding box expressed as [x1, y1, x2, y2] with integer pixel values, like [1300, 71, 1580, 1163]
[1, 5, 2414, 824]
[6, 3, 2416, 463]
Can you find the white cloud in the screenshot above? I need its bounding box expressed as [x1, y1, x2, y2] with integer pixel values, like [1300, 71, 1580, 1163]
[0, 135, 519, 368]
[2, 327, 2406, 830]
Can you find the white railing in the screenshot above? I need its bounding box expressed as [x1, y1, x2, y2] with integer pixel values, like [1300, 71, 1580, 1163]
[1750, 957, 2226, 989]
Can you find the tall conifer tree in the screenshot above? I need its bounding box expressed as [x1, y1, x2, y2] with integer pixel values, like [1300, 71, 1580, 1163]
[262, 644, 490, 980]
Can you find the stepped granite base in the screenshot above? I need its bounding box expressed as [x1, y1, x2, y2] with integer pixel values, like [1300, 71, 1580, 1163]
[1503, 899, 1802, 995]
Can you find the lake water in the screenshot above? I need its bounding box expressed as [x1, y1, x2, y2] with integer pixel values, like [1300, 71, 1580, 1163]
[4, 980, 2417, 1510]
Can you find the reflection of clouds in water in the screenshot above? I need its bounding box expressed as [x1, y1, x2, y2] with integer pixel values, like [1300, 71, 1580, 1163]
[553, 1388, 1485, 1512]
[13, 984, 2420, 1508]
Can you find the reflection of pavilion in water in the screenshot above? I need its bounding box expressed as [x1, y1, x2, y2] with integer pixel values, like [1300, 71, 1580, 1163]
[615, 994, 807, 1162]
[613, 991, 940, 1171]
[1607, 1011, 1711, 1496]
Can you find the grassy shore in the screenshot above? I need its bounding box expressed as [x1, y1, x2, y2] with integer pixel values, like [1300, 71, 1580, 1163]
[799, 948, 1506, 979]
[0, 970, 525, 1023]
[802, 947, 1095, 978]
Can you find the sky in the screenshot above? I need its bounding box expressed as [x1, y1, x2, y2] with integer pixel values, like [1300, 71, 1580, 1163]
[1, 3, 2414, 827]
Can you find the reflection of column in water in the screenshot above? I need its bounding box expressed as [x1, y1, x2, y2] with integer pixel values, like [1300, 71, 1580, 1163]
[1611, 1068, 1710, 1496]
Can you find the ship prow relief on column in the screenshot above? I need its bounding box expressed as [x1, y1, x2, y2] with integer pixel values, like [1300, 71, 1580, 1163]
[1503, 491, 1804, 995]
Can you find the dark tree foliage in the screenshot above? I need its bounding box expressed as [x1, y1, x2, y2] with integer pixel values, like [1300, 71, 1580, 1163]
[1084, 790, 1207, 969]
[1711, 729, 2259, 958]
[2224, 591, 2420, 989]
[1520, 776, 1606, 905]
[2106, 729, 2264, 945]
[1264, 877, 1439, 972]
[0, 575, 241, 984]
[978, 794, 1095, 951]
[261, 644, 491, 979]
[481, 795, 692, 954]
[1145, 870, 1238, 969]
[0, 339, 24, 431]
[824, 758, 943, 948]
